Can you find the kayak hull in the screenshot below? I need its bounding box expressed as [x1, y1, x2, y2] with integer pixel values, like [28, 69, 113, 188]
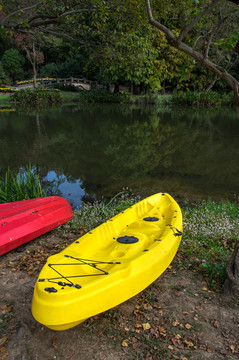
[0, 196, 73, 255]
[32, 193, 183, 330]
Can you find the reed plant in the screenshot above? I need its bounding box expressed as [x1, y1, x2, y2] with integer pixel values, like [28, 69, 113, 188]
[0, 165, 48, 203]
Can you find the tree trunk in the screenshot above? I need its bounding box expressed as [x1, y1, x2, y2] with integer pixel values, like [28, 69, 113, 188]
[223, 241, 239, 295]
[32, 43, 37, 88]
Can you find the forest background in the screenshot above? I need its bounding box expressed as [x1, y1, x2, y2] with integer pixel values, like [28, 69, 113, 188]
[0, 0, 239, 101]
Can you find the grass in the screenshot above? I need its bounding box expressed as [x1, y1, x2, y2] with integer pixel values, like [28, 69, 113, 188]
[0, 94, 12, 103]
[0, 165, 60, 203]
[180, 198, 239, 289]
[63, 188, 141, 233]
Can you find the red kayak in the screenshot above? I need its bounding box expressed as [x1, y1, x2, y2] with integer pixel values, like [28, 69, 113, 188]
[0, 196, 73, 255]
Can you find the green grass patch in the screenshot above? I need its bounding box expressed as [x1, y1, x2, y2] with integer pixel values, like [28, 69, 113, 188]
[0, 94, 12, 103]
[180, 198, 239, 289]
[63, 189, 141, 233]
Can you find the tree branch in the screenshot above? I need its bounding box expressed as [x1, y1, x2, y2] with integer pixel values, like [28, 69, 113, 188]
[1, 2, 42, 24]
[145, 0, 239, 93]
[145, 0, 177, 43]
[204, 16, 227, 60]
[177, 0, 221, 43]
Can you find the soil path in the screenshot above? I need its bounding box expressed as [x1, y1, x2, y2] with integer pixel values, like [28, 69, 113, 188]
[0, 233, 238, 360]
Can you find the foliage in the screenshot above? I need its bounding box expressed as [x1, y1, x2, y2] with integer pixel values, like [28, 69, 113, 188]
[0, 164, 63, 203]
[13, 88, 62, 104]
[1, 48, 26, 82]
[0, 165, 47, 203]
[0, 61, 10, 84]
[172, 90, 233, 106]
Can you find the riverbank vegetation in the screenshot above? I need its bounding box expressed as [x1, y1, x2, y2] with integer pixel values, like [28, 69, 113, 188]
[13, 88, 62, 104]
[0, 165, 60, 203]
[0, 1, 239, 104]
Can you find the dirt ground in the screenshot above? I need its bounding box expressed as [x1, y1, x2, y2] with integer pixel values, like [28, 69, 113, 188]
[0, 232, 238, 360]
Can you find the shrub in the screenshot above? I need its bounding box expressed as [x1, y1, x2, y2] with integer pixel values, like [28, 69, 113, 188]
[13, 88, 62, 104]
[172, 90, 233, 106]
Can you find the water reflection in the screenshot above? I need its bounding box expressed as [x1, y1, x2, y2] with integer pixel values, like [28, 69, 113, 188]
[0, 103, 239, 207]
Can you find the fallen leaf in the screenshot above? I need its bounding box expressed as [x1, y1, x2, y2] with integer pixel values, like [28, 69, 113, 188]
[202, 287, 208, 291]
[172, 338, 181, 347]
[185, 323, 192, 329]
[0, 338, 6, 347]
[135, 324, 142, 328]
[122, 340, 128, 347]
[158, 325, 166, 334]
[213, 321, 219, 328]
[142, 323, 151, 330]
[168, 345, 174, 350]
[230, 345, 235, 353]
[0, 306, 7, 311]
[173, 320, 179, 327]
[183, 340, 194, 348]
[182, 311, 189, 315]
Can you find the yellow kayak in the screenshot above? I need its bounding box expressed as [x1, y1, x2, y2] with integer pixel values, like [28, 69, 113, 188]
[32, 192, 183, 330]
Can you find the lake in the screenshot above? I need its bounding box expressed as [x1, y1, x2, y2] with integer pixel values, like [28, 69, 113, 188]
[0, 103, 239, 208]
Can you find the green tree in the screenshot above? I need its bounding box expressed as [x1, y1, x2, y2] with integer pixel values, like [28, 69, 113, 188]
[0, 61, 10, 84]
[145, 0, 239, 104]
[1, 48, 25, 82]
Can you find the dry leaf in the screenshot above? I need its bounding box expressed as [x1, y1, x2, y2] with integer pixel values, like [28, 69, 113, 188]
[122, 340, 128, 347]
[175, 334, 182, 339]
[0, 306, 7, 311]
[168, 345, 174, 350]
[185, 323, 192, 329]
[158, 325, 166, 334]
[202, 287, 208, 291]
[213, 321, 219, 328]
[172, 338, 181, 347]
[230, 345, 235, 353]
[142, 323, 151, 330]
[182, 311, 189, 315]
[183, 340, 194, 348]
[0, 338, 6, 347]
[173, 320, 179, 327]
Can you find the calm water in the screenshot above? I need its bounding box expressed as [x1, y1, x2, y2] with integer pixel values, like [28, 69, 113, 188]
[0, 103, 239, 207]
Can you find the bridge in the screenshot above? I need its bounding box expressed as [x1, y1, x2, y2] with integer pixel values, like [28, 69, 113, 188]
[16, 77, 99, 91]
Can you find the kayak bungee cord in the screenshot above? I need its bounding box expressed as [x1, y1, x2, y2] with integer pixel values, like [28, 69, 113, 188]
[39, 255, 121, 291]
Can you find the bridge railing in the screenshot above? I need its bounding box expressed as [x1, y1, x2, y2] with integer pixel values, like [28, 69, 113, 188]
[16, 77, 98, 89]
